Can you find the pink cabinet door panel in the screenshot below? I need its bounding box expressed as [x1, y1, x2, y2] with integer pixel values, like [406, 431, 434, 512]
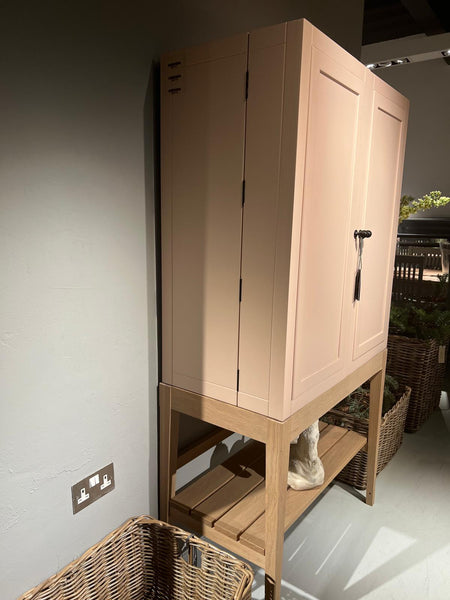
[353, 85, 408, 360]
[161, 41, 248, 404]
[292, 48, 365, 400]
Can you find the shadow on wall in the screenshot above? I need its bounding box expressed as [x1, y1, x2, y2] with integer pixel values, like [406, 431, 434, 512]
[209, 436, 247, 468]
[144, 60, 162, 511]
[144, 60, 163, 382]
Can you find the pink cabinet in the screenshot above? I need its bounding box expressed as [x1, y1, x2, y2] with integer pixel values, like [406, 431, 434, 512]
[161, 19, 408, 422]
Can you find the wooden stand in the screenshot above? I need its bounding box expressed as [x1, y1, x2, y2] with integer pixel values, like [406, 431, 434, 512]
[159, 350, 386, 600]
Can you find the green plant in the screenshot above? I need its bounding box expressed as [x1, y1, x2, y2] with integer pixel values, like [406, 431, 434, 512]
[383, 374, 399, 414]
[399, 190, 450, 223]
[389, 301, 450, 344]
[332, 375, 400, 420]
[435, 273, 449, 302]
[346, 387, 367, 419]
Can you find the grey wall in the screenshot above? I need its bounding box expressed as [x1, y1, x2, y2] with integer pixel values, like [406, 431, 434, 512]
[0, 4, 158, 599]
[0, 2, 363, 598]
[362, 42, 450, 218]
[155, 0, 364, 57]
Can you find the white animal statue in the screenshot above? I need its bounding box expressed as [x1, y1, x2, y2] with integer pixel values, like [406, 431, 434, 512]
[287, 420, 324, 490]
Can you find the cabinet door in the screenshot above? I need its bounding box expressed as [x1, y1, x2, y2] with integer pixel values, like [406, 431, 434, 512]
[237, 23, 292, 416]
[291, 47, 366, 400]
[160, 37, 247, 404]
[352, 78, 409, 360]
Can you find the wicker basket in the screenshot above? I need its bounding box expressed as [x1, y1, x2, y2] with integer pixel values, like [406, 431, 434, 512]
[323, 386, 411, 489]
[18, 516, 254, 600]
[387, 335, 447, 432]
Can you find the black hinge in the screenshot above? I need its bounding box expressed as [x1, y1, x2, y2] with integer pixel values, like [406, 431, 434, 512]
[237, 369, 240, 391]
[245, 70, 249, 99]
[242, 180, 246, 206]
[239, 278, 243, 302]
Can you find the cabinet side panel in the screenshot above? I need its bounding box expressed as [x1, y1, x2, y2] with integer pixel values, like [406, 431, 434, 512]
[353, 83, 409, 359]
[161, 44, 247, 404]
[238, 25, 288, 414]
[292, 48, 364, 398]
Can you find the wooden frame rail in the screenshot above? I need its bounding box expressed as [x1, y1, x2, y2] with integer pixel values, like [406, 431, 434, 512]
[177, 428, 233, 469]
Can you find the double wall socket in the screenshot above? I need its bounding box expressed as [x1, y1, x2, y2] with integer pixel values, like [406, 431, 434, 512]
[71, 463, 115, 514]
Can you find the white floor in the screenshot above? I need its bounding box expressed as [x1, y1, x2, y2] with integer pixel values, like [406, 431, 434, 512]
[251, 408, 450, 600]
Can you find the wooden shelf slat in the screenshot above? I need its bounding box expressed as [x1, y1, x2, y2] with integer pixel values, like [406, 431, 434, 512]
[315, 421, 348, 453]
[193, 455, 265, 526]
[240, 429, 366, 553]
[171, 440, 262, 514]
[214, 480, 266, 539]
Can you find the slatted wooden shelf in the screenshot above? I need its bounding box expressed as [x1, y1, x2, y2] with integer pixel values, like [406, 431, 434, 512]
[169, 422, 366, 558]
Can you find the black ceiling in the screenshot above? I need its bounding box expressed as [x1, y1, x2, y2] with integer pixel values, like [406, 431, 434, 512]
[363, 0, 450, 45]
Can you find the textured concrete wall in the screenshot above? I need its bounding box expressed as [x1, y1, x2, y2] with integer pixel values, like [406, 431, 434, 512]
[0, 4, 158, 598]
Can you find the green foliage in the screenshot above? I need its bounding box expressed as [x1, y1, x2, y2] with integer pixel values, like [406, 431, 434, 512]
[389, 302, 450, 344]
[435, 273, 450, 302]
[383, 374, 399, 415]
[399, 191, 450, 223]
[347, 395, 368, 419]
[333, 375, 400, 420]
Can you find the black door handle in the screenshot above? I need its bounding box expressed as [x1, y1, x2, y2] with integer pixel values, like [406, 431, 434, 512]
[354, 229, 372, 240]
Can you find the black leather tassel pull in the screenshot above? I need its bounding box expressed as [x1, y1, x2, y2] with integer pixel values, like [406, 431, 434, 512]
[354, 268, 361, 301]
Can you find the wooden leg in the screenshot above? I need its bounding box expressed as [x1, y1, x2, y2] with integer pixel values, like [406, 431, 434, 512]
[159, 384, 180, 522]
[366, 352, 386, 506]
[264, 420, 290, 600]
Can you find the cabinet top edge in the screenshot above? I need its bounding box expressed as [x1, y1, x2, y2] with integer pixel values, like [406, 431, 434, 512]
[371, 72, 410, 109]
[160, 19, 314, 67]
[161, 32, 248, 68]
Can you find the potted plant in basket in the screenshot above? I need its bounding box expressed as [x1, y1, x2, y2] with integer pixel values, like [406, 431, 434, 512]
[388, 302, 450, 432]
[323, 375, 411, 489]
[391, 189, 450, 431]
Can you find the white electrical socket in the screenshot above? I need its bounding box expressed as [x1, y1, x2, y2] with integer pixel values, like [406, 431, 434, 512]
[100, 474, 112, 490]
[77, 488, 90, 504]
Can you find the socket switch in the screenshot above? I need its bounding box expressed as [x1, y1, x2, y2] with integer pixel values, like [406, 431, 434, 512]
[71, 463, 115, 514]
